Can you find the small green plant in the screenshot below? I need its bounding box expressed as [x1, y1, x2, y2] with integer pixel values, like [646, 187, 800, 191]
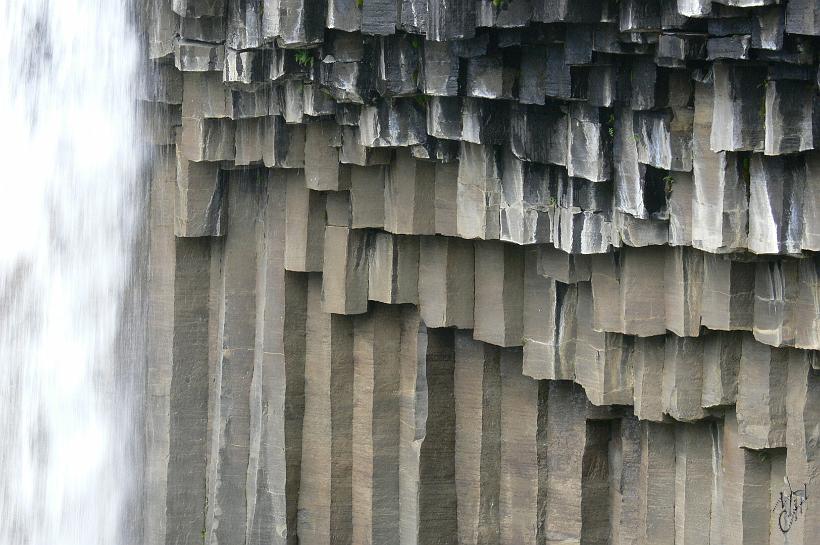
[664, 174, 675, 194]
[294, 49, 314, 68]
[410, 36, 421, 49]
[549, 196, 558, 207]
[492, 0, 511, 9]
[413, 94, 429, 107]
[356, 0, 363, 7]
[607, 113, 616, 138]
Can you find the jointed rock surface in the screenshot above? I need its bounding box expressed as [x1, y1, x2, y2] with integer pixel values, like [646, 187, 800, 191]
[140, 1, 820, 544]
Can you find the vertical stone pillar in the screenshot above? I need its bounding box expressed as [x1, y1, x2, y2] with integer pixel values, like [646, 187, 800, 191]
[352, 304, 402, 545]
[499, 349, 539, 544]
[720, 411, 770, 545]
[418, 328, 458, 545]
[284, 170, 326, 272]
[674, 422, 716, 545]
[149, 150, 219, 545]
[636, 422, 675, 545]
[544, 382, 610, 545]
[785, 350, 820, 545]
[208, 171, 264, 545]
[418, 236, 474, 329]
[298, 274, 354, 545]
[322, 226, 370, 315]
[453, 332, 501, 545]
[473, 241, 524, 347]
[736, 335, 788, 449]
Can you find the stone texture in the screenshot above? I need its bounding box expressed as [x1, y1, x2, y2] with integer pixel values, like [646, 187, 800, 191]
[140, 5, 820, 545]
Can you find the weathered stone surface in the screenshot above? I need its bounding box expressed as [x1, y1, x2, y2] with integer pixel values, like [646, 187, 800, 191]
[284, 171, 325, 272]
[662, 336, 706, 422]
[418, 236, 474, 329]
[416, 328, 458, 545]
[453, 332, 501, 545]
[736, 334, 788, 449]
[180, 116, 235, 162]
[674, 422, 716, 545]
[523, 247, 577, 380]
[753, 259, 799, 347]
[785, 350, 820, 545]
[701, 332, 742, 408]
[591, 247, 666, 337]
[720, 411, 771, 545]
[321, 227, 370, 315]
[664, 246, 703, 337]
[174, 145, 225, 237]
[305, 121, 349, 192]
[637, 421, 676, 545]
[701, 254, 756, 331]
[298, 274, 353, 545]
[384, 149, 436, 235]
[349, 165, 386, 229]
[498, 349, 539, 545]
[633, 336, 667, 422]
[692, 82, 749, 253]
[143, 5, 820, 545]
[576, 281, 635, 407]
[368, 233, 419, 305]
[543, 381, 611, 545]
[473, 241, 524, 348]
[352, 304, 402, 545]
[711, 63, 765, 153]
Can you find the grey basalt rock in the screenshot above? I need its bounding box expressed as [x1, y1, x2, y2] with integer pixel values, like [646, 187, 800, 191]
[473, 240, 524, 348]
[764, 79, 814, 156]
[358, 99, 427, 147]
[426, 0, 476, 41]
[523, 248, 578, 380]
[174, 145, 226, 236]
[368, 233, 419, 305]
[736, 333, 788, 449]
[418, 236, 474, 329]
[298, 274, 353, 545]
[348, 165, 385, 229]
[456, 141, 502, 240]
[701, 253, 756, 331]
[180, 116, 236, 161]
[711, 62, 766, 153]
[692, 83, 749, 254]
[321, 226, 370, 315]
[263, 115, 306, 168]
[384, 148, 436, 235]
[284, 171, 326, 272]
[179, 14, 225, 43]
[234, 117, 265, 165]
[701, 331, 742, 408]
[142, 2, 820, 543]
[748, 154, 805, 255]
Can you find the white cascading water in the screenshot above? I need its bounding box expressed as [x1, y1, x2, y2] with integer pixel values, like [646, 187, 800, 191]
[0, 2, 144, 544]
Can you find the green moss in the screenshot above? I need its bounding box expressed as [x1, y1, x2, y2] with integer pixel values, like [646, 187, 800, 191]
[664, 174, 675, 194]
[413, 94, 429, 107]
[294, 49, 314, 68]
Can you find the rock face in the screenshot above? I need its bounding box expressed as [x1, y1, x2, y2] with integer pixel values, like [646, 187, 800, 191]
[140, 2, 820, 545]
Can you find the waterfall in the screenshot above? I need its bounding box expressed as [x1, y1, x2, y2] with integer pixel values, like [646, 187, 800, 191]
[0, 2, 144, 544]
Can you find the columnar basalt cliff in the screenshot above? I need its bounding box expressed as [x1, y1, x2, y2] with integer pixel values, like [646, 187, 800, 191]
[140, 1, 819, 544]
